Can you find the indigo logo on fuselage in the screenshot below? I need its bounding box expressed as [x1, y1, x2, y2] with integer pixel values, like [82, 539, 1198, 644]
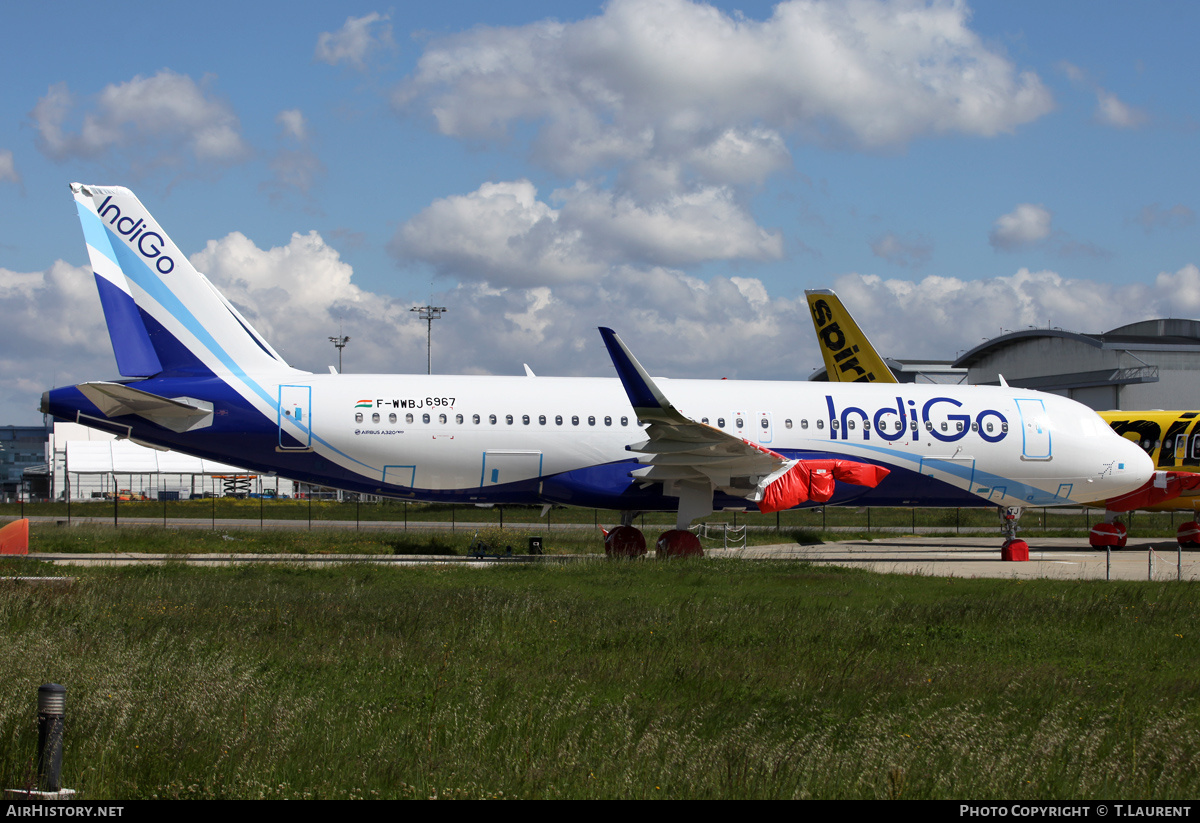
[825, 395, 1008, 444]
[97, 196, 175, 275]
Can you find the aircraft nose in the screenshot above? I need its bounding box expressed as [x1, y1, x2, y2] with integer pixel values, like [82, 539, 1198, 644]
[1106, 434, 1155, 494]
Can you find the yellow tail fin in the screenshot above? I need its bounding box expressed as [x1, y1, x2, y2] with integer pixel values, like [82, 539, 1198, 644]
[805, 289, 897, 384]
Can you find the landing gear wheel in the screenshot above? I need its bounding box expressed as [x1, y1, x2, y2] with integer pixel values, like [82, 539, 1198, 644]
[1089, 521, 1123, 548]
[1177, 521, 1200, 549]
[655, 529, 703, 558]
[1001, 538, 1029, 561]
[605, 525, 647, 558]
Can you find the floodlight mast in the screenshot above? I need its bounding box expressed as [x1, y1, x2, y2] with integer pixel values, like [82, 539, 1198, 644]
[411, 305, 446, 375]
[328, 326, 350, 373]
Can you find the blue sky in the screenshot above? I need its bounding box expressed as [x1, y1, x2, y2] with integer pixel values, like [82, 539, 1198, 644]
[1, 1, 1197, 423]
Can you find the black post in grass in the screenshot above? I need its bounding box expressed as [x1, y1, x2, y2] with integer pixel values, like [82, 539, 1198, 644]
[260, 493, 264, 530]
[912, 507, 916, 534]
[500, 505, 505, 530]
[37, 683, 65, 793]
[356, 496, 360, 532]
[452, 505, 455, 533]
[867, 507, 871, 532]
[113, 492, 118, 529]
[308, 493, 312, 530]
[211, 481, 216, 530]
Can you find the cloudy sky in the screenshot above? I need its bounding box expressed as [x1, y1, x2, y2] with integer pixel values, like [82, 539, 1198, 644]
[1, 1, 1197, 423]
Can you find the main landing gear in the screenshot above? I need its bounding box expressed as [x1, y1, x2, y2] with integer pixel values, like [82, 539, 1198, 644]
[602, 513, 703, 558]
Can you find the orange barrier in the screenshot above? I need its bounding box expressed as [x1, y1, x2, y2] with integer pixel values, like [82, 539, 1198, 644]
[0, 519, 29, 555]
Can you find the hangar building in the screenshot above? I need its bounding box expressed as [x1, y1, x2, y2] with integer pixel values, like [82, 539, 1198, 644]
[952, 319, 1200, 411]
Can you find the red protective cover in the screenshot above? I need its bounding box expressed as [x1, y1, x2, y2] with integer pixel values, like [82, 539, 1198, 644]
[758, 460, 890, 513]
[1105, 472, 1200, 513]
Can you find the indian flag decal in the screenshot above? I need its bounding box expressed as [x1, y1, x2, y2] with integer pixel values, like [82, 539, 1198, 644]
[355, 399, 372, 408]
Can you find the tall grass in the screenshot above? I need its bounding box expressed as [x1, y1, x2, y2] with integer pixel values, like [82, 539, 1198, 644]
[0, 559, 1196, 798]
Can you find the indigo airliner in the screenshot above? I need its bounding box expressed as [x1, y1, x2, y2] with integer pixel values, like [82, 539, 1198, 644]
[42, 185, 1153, 554]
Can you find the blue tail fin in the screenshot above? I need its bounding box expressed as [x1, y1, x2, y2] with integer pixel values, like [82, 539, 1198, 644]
[71, 183, 289, 378]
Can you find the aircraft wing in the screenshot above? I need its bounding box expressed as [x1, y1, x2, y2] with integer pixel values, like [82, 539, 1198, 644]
[598, 328, 888, 516]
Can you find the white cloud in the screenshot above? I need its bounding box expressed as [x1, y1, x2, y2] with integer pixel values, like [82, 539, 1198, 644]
[1059, 61, 1147, 130]
[276, 109, 308, 143]
[0, 149, 19, 188]
[989, 203, 1052, 251]
[315, 12, 394, 70]
[31, 71, 250, 172]
[826, 267, 1195, 360]
[1095, 89, 1147, 129]
[0, 261, 121, 422]
[391, 179, 782, 286]
[396, 0, 1053, 180]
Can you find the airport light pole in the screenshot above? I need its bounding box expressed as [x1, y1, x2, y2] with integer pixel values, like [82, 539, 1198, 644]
[411, 305, 447, 375]
[328, 327, 350, 373]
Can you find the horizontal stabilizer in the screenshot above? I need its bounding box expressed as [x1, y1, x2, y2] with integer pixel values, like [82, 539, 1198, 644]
[76, 381, 214, 433]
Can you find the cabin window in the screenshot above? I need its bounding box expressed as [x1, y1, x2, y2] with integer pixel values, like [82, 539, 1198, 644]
[588, 416, 595, 426]
[1191, 436, 1200, 460]
[506, 415, 513, 425]
[718, 417, 726, 428]
[538, 415, 546, 425]
[701, 417, 709, 424]
[439, 414, 447, 424]
[971, 422, 978, 431]
[572, 415, 580, 426]
[406, 413, 414, 424]
[956, 421, 963, 432]
[621, 417, 629, 426]
[355, 413, 363, 423]
[473, 414, 481, 424]
[800, 419, 808, 430]
[423, 413, 431, 424]
[925, 421, 933, 431]
[986, 422, 993, 433]
[785, 419, 792, 429]
[911, 421, 918, 432]
[522, 415, 530, 425]
[940, 422, 948, 432]
[605, 416, 612, 426]
[816, 420, 824, 430]
[389, 413, 397, 424]
[488, 414, 496, 425]
[555, 415, 563, 425]
[372, 413, 380, 423]
[456, 414, 464, 424]
[863, 420, 870, 431]
[1002, 423, 1009, 433]
[832, 419, 839, 430]
[736, 417, 744, 428]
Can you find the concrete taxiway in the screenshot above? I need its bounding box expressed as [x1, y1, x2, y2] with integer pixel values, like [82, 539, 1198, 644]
[18, 537, 1200, 581]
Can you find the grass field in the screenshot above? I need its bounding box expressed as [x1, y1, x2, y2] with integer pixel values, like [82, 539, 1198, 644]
[1, 548, 1198, 799]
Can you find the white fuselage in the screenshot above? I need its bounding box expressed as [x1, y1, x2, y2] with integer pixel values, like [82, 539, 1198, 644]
[267, 372, 1152, 508]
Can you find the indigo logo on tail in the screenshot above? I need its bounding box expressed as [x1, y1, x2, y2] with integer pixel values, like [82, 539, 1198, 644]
[97, 196, 175, 275]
